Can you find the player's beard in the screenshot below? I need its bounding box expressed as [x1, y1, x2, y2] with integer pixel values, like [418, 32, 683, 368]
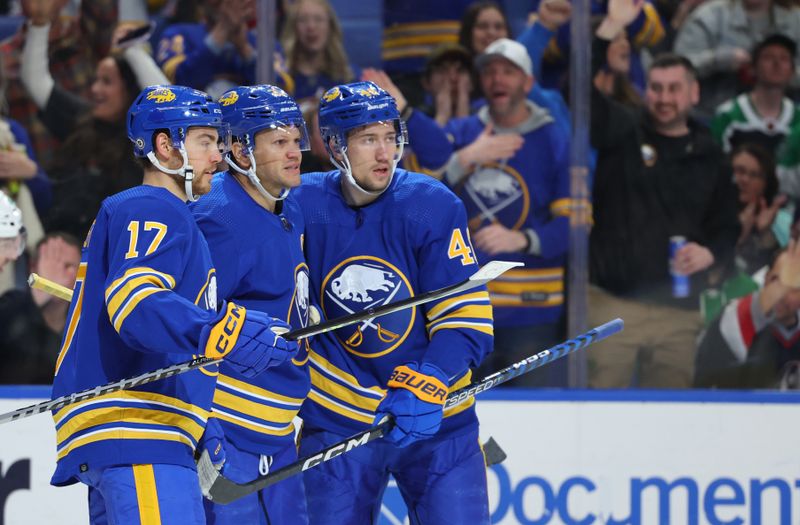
[191, 171, 214, 197]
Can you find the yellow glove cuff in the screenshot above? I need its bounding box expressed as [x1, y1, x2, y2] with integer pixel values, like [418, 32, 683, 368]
[204, 302, 246, 358]
[386, 365, 448, 405]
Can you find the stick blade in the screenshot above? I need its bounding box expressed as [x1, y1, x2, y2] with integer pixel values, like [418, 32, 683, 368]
[468, 260, 523, 285]
[198, 450, 243, 504]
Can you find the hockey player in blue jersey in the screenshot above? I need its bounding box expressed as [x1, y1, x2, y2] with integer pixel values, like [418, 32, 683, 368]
[191, 84, 312, 524]
[50, 85, 298, 525]
[294, 81, 495, 524]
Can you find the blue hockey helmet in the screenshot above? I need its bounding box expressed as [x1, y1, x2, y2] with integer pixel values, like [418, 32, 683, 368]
[318, 81, 408, 157]
[127, 85, 228, 158]
[127, 85, 229, 202]
[217, 85, 308, 202]
[218, 85, 309, 154]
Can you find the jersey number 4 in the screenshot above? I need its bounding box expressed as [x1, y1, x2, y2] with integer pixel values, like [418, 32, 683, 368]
[447, 228, 475, 266]
[125, 221, 168, 259]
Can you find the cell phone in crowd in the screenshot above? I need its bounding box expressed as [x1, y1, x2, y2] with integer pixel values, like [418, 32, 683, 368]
[117, 22, 155, 48]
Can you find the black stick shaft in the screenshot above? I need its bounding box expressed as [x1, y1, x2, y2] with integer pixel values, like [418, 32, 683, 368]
[206, 318, 624, 504]
[0, 261, 520, 425]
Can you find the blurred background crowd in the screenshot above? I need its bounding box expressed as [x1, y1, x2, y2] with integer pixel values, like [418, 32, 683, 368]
[1, 0, 800, 390]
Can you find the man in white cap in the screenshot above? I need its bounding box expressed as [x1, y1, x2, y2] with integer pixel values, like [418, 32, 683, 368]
[443, 37, 572, 386]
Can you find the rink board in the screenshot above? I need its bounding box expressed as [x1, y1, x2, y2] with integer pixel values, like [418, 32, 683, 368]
[0, 387, 798, 525]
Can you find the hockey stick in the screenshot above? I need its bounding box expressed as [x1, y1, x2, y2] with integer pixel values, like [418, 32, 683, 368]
[0, 261, 521, 425]
[28, 273, 73, 301]
[199, 318, 624, 504]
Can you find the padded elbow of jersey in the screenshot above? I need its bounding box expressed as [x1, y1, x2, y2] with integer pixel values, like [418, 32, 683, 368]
[386, 363, 449, 406]
[200, 301, 247, 358]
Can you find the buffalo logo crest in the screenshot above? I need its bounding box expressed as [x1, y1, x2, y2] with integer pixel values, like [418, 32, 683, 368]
[321, 257, 415, 358]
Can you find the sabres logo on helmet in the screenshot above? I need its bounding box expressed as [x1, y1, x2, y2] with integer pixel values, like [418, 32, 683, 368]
[267, 85, 289, 98]
[322, 87, 341, 103]
[321, 257, 414, 358]
[357, 85, 381, 98]
[219, 91, 239, 106]
[461, 163, 530, 231]
[146, 87, 176, 103]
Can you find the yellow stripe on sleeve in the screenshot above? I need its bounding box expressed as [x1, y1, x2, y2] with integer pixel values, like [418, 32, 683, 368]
[212, 389, 298, 426]
[112, 288, 168, 332]
[57, 429, 195, 460]
[306, 390, 375, 424]
[212, 410, 295, 436]
[106, 268, 175, 302]
[216, 375, 305, 406]
[428, 321, 494, 338]
[309, 352, 386, 397]
[133, 465, 162, 525]
[309, 367, 382, 413]
[488, 279, 563, 295]
[56, 406, 205, 445]
[426, 291, 490, 321]
[107, 275, 171, 320]
[53, 390, 209, 425]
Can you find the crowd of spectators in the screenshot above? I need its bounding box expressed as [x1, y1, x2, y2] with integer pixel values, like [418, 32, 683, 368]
[1, 0, 800, 389]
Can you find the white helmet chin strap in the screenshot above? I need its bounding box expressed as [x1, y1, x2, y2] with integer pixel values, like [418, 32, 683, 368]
[225, 152, 289, 202]
[331, 142, 404, 199]
[146, 147, 201, 202]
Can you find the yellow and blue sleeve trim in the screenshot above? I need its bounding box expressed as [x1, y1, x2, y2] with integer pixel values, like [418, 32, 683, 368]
[632, 4, 665, 48]
[308, 352, 385, 424]
[549, 198, 593, 218]
[307, 352, 475, 424]
[211, 374, 303, 436]
[52, 390, 208, 461]
[105, 267, 176, 333]
[488, 267, 565, 308]
[382, 20, 460, 62]
[425, 291, 494, 338]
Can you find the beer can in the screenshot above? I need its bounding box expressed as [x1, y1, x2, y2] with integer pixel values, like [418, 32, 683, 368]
[669, 236, 689, 298]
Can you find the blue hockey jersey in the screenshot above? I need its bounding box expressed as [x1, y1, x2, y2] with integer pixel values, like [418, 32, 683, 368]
[191, 173, 311, 455]
[51, 186, 219, 486]
[444, 105, 572, 328]
[293, 169, 493, 437]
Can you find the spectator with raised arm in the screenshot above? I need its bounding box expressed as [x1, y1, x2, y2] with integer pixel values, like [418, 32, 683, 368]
[20, 0, 169, 239]
[529, 0, 665, 91]
[587, 0, 739, 388]
[0, 0, 117, 167]
[156, 0, 293, 99]
[674, 0, 800, 118]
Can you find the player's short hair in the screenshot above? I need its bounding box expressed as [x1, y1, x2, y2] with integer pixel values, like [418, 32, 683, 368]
[649, 53, 698, 82]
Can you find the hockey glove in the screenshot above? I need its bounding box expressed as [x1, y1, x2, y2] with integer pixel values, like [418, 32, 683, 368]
[200, 302, 299, 378]
[374, 362, 449, 447]
[197, 417, 226, 470]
